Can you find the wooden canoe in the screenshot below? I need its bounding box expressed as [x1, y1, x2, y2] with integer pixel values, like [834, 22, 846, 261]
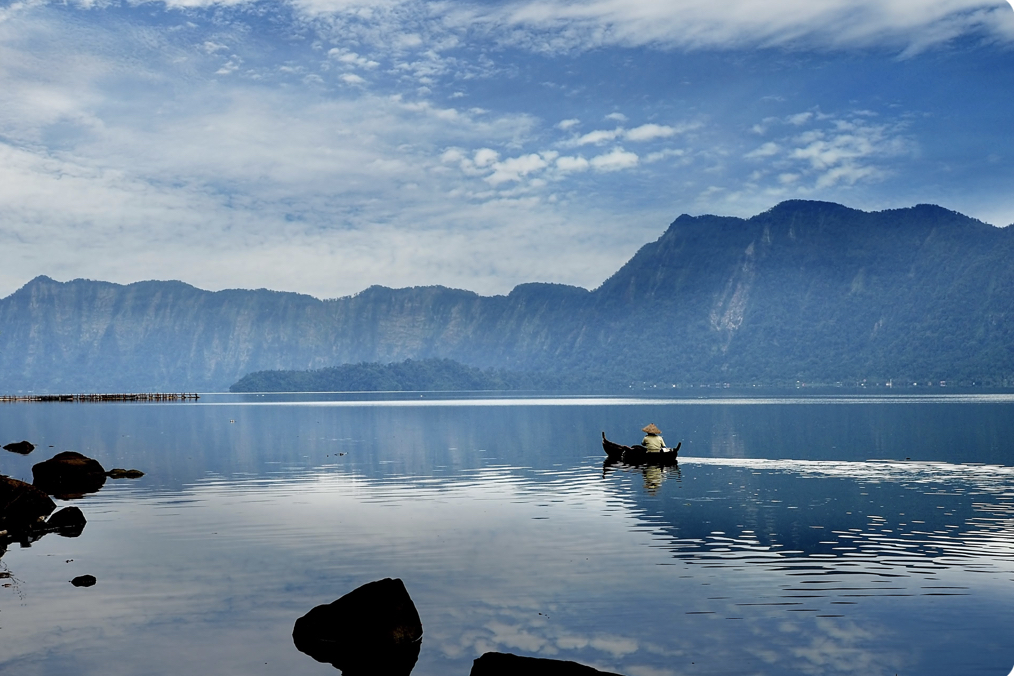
[601, 432, 680, 465]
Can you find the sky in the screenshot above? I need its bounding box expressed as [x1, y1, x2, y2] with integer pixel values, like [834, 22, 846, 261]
[1, 0, 1013, 299]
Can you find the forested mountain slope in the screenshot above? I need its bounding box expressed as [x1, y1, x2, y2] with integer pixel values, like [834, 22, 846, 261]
[2, 200, 1012, 392]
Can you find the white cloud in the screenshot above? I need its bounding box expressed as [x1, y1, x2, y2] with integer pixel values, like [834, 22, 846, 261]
[215, 59, 241, 75]
[491, 0, 1014, 53]
[339, 72, 366, 84]
[474, 147, 500, 168]
[485, 152, 551, 185]
[588, 635, 639, 657]
[604, 112, 627, 122]
[566, 122, 696, 147]
[590, 148, 639, 172]
[624, 123, 676, 141]
[557, 118, 580, 130]
[328, 49, 380, 68]
[741, 111, 915, 191]
[440, 147, 466, 163]
[556, 155, 589, 172]
[745, 141, 781, 158]
[570, 128, 622, 146]
[42, 0, 1013, 58]
[644, 148, 685, 163]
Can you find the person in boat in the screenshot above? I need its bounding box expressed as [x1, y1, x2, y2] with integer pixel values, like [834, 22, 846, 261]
[641, 423, 665, 452]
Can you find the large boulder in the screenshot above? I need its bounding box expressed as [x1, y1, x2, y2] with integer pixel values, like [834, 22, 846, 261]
[470, 653, 625, 676]
[0, 475, 56, 529]
[293, 578, 423, 675]
[32, 452, 107, 498]
[45, 506, 87, 537]
[3, 440, 35, 455]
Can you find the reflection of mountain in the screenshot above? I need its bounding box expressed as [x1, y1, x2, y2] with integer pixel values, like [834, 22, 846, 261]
[603, 456, 1014, 587]
[3, 201, 1014, 391]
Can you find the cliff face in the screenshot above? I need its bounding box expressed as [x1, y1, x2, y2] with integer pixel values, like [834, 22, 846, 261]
[584, 200, 1014, 384]
[2, 200, 1013, 392]
[0, 278, 330, 391]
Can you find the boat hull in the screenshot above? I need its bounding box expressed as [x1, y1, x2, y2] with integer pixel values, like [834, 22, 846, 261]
[601, 432, 679, 465]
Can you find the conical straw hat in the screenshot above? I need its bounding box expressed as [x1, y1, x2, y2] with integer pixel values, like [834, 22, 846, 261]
[642, 423, 662, 435]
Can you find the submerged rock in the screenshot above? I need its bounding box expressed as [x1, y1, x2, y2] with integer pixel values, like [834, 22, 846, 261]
[32, 452, 107, 498]
[0, 475, 56, 528]
[107, 469, 145, 479]
[293, 577, 423, 675]
[470, 653, 625, 676]
[46, 506, 87, 537]
[71, 574, 96, 587]
[3, 440, 35, 455]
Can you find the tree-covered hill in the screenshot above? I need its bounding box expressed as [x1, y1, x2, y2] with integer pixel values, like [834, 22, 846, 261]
[230, 358, 563, 392]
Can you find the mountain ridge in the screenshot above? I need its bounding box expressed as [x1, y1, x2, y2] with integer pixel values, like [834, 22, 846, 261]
[2, 200, 1012, 392]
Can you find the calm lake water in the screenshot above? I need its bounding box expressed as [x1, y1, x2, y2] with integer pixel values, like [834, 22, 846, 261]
[2, 393, 1013, 675]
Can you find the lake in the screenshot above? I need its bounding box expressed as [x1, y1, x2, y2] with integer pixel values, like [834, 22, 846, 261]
[2, 393, 1013, 675]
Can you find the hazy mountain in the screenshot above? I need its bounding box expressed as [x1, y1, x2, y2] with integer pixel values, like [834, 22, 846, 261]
[2, 200, 1012, 393]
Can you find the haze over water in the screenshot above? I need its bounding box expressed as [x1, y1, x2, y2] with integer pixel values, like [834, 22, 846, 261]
[1, 394, 1013, 675]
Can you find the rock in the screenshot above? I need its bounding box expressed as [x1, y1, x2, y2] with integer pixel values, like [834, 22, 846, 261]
[292, 578, 423, 675]
[71, 574, 96, 587]
[32, 452, 107, 498]
[107, 469, 145, 479]
[3, 440, 35, 455]
[46, 506, 87, 537]
[470, 653, 625, 676]
[0, 475, 56, 528]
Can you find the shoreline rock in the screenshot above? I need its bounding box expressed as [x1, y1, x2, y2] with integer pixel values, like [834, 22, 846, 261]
[293, 577, 423, 676]
[1, 475, 56, 528]
[32, 452, 107, 498]
[3, 440, 35, 455]
[107, 469, 145, 479]
[45, 506, 87, 537]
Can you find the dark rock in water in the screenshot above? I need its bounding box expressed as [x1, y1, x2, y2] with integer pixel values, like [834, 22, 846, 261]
[33, 452, 107, 499]
[293, 577, 423, 675]
[470, 653, 625, 676]
[3, 440, 35, 455]
[71, 574, 96, 587]
[0, 475, 56, 528]
[46, 506, 87, 537]
[107, 469, 145, 479]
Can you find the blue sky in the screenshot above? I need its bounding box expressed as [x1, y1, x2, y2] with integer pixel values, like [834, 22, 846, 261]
[1, 0, 1012, 298]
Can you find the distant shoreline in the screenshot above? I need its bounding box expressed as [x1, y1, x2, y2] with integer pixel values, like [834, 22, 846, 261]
[0, 393, 200, 402]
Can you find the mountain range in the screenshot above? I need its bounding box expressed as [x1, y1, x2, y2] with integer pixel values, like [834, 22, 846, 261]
[2, 200, 1013, 393]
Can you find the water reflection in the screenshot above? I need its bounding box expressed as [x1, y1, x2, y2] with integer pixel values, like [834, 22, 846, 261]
[1, 397, 1013, 675]
[603, 458, 682, 496]
[601, 455, 1014, 618]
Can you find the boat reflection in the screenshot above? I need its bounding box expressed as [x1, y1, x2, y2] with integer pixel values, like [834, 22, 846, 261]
[603, 456, 681, 495]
